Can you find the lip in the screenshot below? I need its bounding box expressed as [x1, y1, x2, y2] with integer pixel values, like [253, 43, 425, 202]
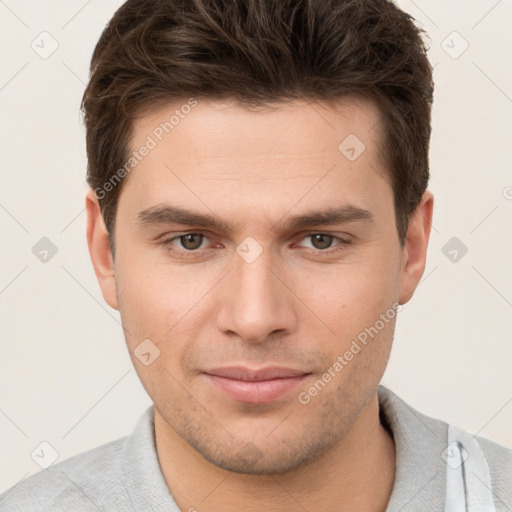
[203, 366, 311, 404]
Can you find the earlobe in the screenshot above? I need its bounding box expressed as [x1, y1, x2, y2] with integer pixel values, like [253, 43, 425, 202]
[398, 190, 434, 305]
[85, 189, 118, 310]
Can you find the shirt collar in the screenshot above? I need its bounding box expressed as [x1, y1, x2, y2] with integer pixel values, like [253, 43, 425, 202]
[378, 384, 448, 511]
[122, 405, 182, 511]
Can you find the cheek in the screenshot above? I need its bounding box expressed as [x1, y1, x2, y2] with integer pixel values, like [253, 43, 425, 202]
[290, 254, 399, 336]
[114, 250, 219, 354]
[116, 243, 185, 307]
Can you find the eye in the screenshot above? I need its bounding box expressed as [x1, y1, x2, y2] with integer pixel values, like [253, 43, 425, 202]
[303, 234, 336, 250]
[298, 233, 348, 251]
[159, 232, 352, 260]
[164, 233, 207, 251]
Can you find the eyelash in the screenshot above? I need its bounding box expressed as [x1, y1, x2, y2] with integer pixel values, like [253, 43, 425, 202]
[160, 233, 352, 259]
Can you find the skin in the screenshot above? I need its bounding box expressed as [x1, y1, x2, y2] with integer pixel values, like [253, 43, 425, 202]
[86, 96, 433, 511]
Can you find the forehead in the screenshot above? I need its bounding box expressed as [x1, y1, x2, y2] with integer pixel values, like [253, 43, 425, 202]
[119, 96, 391, 223]
[131, 96, 384, 164]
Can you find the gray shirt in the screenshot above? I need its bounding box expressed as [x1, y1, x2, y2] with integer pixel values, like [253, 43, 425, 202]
[1, 384, 511, 511]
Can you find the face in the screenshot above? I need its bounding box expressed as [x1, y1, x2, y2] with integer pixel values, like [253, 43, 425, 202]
[87, 96, 432, 475]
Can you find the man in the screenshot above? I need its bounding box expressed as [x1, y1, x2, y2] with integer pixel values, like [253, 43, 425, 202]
[1, 0, 511, 510]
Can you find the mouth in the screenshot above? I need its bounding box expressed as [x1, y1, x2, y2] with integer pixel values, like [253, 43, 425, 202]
[203, 366, 312, 404]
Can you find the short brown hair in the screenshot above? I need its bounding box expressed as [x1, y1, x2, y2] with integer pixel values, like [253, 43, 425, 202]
[82, 0, 433, 251]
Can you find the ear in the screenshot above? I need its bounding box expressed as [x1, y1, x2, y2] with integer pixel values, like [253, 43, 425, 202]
[398, 190, 434, 305]
[85, 189, 118, 310]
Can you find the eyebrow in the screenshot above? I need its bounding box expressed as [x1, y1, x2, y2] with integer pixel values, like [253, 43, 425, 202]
[136, 203, 374, 233]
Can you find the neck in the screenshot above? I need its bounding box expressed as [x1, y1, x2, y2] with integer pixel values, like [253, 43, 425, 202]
[154, 393, 396, 512]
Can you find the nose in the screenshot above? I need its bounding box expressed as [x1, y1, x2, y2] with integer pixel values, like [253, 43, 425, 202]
[216, 244, 298, 344]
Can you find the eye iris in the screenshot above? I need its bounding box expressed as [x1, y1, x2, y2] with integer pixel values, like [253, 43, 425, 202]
[181, 234, 203, 250]
[311, 234, 333, 250]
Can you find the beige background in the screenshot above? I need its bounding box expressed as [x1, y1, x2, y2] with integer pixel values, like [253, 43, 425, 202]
[1, 0, 511, 493]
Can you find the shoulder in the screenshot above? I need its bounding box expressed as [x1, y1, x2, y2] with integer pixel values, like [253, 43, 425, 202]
[378, 384, 512, 509]
[0, 436, 130, 511]
[476, 433, 512, 467]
